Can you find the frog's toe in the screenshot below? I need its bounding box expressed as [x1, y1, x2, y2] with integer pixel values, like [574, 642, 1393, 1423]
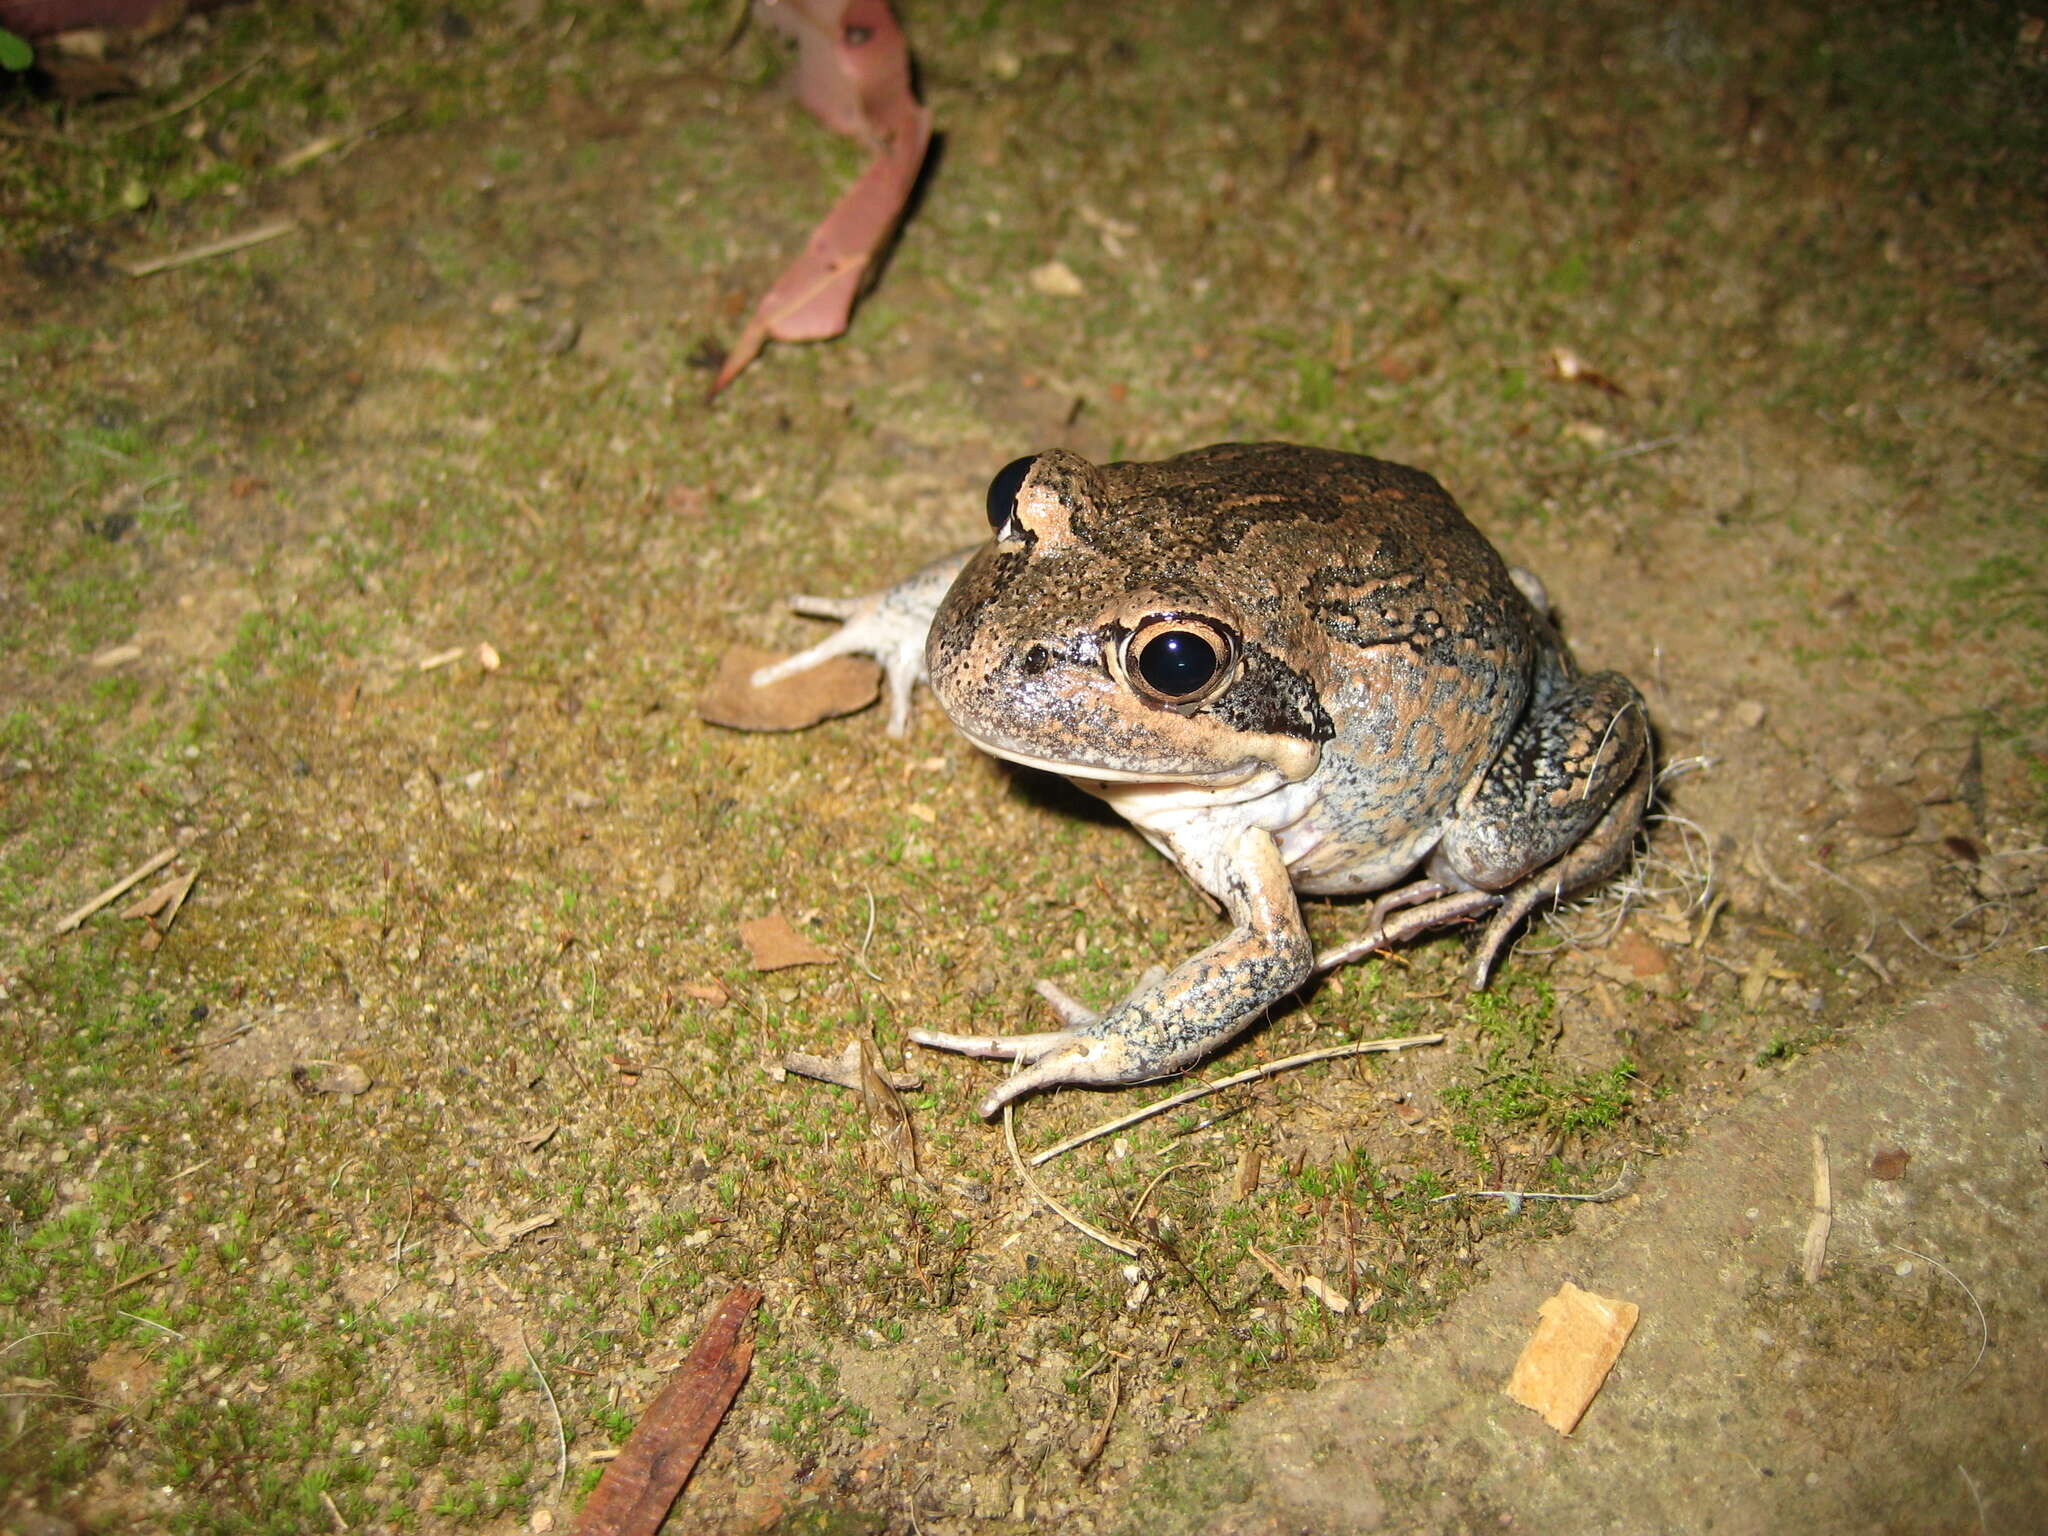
[907, 1025, 1083, 1064]
[1314, 888, 1500, 973]
[1031, 980, 1100, 1029]
[973, 1036, 1149, 1118]
[1031, 966, 1167, 1030]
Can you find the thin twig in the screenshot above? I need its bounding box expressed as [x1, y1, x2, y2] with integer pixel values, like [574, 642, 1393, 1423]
[103, 1260, 175, 1298]
[1431, 1161, 1639, 1207]
[1893, 1243, 1988, 1386]
[1074, 1363, 1122, 1473]
[1003, 1104, 1138, 1257]
[521, 1325, 567, 1504]
[0, 1332, 63, 1361]
[102, 52, 269, 140]
[51, 846, 178, 935]
[1958, 1464, 1987, 1534]
[121, 219, 298, 278]
[116, 1311, 185, 1341]
[1028, 1034, 1445, 1167]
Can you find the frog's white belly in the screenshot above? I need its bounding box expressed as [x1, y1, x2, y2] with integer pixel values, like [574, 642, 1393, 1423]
[1086, 775, 1440, 904]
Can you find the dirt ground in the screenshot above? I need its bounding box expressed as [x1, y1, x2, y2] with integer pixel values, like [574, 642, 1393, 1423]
[2, 1, 2044, 1532]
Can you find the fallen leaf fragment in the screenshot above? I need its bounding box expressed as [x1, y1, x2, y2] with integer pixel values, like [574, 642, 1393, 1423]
[120, 864, 199, 949]
[482, 1211, 561, 1251]
[1870, 1145, 1911, 1180]
[681, 980, 730, 1008]
[739, 910, 836, 970]
[1247, 1244, 1350, 1314]
[1505, 1280, 1639, 1434]
[1028, 259, 1086, 297]
[573, 1285, 761, 1536]
[858, 1037, 918, 1174]
[697, 644, 880, 731]
[1545, 346, 1627, 396]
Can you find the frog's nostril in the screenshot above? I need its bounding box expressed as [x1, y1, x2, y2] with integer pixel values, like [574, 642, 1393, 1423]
[1021, 643, 1052, 676]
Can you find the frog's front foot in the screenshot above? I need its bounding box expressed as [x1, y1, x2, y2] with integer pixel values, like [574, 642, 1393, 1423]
[910, 968, 1171, 1116]
[907, 1024, 1154, 1118]
[751, 593, 927, 737]
[750, 549, 974, 737]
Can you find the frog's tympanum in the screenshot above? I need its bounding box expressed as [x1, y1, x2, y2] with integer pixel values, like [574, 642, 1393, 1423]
[754, 444, 1651, 1116]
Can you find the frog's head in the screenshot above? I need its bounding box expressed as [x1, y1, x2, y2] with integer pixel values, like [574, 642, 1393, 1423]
[926, 450, 1333, 789]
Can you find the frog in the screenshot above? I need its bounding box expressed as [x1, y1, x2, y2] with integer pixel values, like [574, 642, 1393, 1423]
[752, 443, 1651, 1117]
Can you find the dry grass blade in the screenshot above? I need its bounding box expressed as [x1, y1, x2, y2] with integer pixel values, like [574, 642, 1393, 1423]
[1028, 1034, 1445, 1167]
[1003, 1104, 1139, 1258]
[50, 845, 178, 935]
[573, 1285, 762, 1536]
[1892, 1243, 1989, 1386]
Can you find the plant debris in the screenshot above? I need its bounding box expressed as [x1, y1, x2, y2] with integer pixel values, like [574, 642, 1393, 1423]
[1505, 1281, 1640, 1434]
[738, 909, 836, 970]
[710, 0, 932, 393]
[572, 1285, 761, 1536]
[697, 644, 881, 731]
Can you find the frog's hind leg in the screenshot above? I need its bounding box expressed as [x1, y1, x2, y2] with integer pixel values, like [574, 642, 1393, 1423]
[1468, 751, 1653, 987]
[1432, 669, 1652, 988]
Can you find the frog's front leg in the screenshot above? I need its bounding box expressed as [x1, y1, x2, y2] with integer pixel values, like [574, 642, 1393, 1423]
[750, 548, 975, 736]
[911, 826, 1312, 1117]
[1433, 668, 1653, 987]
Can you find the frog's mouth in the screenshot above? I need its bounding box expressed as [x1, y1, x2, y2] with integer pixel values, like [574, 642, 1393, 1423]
[948, 722, 1311, 795]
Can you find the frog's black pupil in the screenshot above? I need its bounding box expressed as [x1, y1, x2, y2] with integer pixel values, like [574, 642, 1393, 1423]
[1138, 630, 1218, 698]
[986, 455, 1037, 531]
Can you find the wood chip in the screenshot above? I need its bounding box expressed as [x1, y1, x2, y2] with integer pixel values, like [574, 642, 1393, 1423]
[1505, 1281, 1639, 1434]
[1802, 1131, 1832, 1283]
[51, 845, 179, 936]
[572, 1285, 760, 1536]
[739, 910, 835, 971]
[696, 644, 879, 732]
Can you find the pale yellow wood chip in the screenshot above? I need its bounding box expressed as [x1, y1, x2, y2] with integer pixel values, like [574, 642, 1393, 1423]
[1505, 1280, 1640, 1434]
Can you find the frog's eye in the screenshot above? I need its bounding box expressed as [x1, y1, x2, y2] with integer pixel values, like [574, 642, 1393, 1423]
[1123, 617, 1236, 708]
[986, 454, 1038, 533]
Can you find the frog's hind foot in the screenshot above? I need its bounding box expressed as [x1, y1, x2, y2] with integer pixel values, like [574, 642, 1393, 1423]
[1314, 887, 1502, 974]
[908, 1027, 1154, 1118]
[1467, 752, 1656, 989]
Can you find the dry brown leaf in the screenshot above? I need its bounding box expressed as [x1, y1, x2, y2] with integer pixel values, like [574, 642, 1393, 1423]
[857, 1036, 918, 1175]
[711, 0, 931, 393]
[739, 910, 836, 970]
[697, 644, 880, 732]
[1505, 1280, 1639, 1434]
[681, 980, 730, 1007]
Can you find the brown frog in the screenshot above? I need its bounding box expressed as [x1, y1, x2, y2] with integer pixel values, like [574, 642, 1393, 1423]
[756, 443, 1651, 1116]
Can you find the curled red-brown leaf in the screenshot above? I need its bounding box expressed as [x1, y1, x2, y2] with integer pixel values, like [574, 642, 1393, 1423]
[711, 0, 932, 394]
